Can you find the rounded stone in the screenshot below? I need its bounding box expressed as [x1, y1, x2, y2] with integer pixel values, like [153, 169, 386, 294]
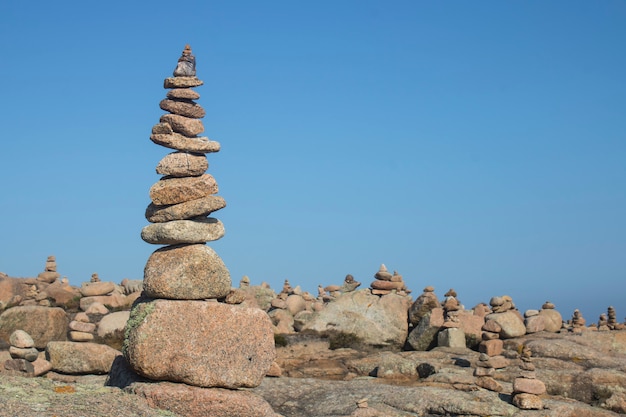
[143, 244, 231, 300]
[10, 329, 35, 348]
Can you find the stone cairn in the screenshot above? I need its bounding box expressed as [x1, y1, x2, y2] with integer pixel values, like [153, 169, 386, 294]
[607, 306, 624, 330]
[37, 255, 60, 284]
[121, 45, 276, 413]
[570, 309, 587, 333]
[370, 264, 409, 295]
[512, 345, 546, 410]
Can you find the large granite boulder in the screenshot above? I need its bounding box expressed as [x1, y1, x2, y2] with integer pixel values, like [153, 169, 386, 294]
[406, 307, 445, 351]
[0, 306, 68, 348]
[124, 298, 275, 388]
[301, 289, 410, 349]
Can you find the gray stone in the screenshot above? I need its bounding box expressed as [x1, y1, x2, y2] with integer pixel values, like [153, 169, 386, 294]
[301, 289, 410, 349]
[407, 307, 444, 351]
[437, 327, 466, 348]
[156, 151, 208, 177]
[143, 244, 231, 300]
[9, 329, 34, 348]
[141, 218, 225, 245]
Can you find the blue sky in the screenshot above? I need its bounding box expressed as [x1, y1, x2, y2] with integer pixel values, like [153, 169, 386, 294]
[1, 1, 625, 323]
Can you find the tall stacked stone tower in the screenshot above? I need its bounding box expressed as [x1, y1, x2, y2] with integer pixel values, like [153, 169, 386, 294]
[122, 46, 276, 411]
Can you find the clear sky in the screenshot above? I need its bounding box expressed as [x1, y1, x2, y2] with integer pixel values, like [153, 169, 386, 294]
[1, 1, 625, 323]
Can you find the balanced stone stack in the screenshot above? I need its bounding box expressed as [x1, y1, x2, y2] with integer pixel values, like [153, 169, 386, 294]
[538, 301, 563, 332]
[570, 309, 587, 333]
[122, 46, 276, 415]
[512, 345, 546, 410]
[37, 255, 60, 284]
[370, 264, 407, 295]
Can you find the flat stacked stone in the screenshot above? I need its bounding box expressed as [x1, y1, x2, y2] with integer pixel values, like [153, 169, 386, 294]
[121, 45, 277, 416]
[607, 306, 624, 330]
[68, 311, 96, 342]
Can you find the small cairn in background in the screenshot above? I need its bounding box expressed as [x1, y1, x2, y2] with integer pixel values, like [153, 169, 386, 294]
[512, 345, 546, 410]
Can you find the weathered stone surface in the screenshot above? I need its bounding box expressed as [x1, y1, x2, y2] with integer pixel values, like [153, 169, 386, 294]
[131, 381, 280, 417]
[9, 329, 34, 348]
[437, 327, 466, 348]
[80, 281, 115, 297]
[37, 271, 59, 283]
[150, 132, 221, 153]
[285, 294, 306, 316]
[479, 339, 503, 356]
[476, 376, 503, 392]
[124, 299, 275, 388]
[31, 356, 52, 376]
[143, 244, 231, 300]
[46, 341, 121, 374]
[254, 377, 520, 417]
[525, 314, 546, 333]
[408, 290, 440, 326]
[167, 88, 200, 100]
[160, 99, 206, 119]
[146, 195, 226, 223]
[302, 290, 410, 349]
[69, 320, 96, 333]
[149, 174, 218, 206]
[44, 281, 80, 307]
[97, 311, 130, 339]
[156, 151, 208, 177]
[540, 308, 564, 332]
[407, 307, 445, 351]
[370, 280, 404, 291]
[141, 218, 225, 245]
[485, 310, 526, 339]
[512, 393, 543, 410]
[160, 113, 204, 136]
[164, 76, 203, 88]
[0, 306, 67, 348]
[4, 358, 34, 375]
[456, 310, 485, 347]
[80, 293, 127, 311]
[513, 377, 547, 395]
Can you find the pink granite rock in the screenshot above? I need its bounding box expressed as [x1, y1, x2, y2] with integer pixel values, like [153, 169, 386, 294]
[141, 218, 225, 245]
[160, 113, 204, 136]
[124, 299, 275, 388]
[160, 99, 206, 119]
[46, 341, 121, 374]
[485, 310, 526, 339]
[155, 151, 208, 177]
[149, 174, 218, 205]
[0, 306, 68, 349]
[143, 244, 231, 300]
[145, 196, 226, 223]
[513, 377, 546, 395]
[132, 381, 279, 417]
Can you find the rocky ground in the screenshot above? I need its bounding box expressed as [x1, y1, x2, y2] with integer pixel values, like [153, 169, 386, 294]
[2, 330, 625, 417]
